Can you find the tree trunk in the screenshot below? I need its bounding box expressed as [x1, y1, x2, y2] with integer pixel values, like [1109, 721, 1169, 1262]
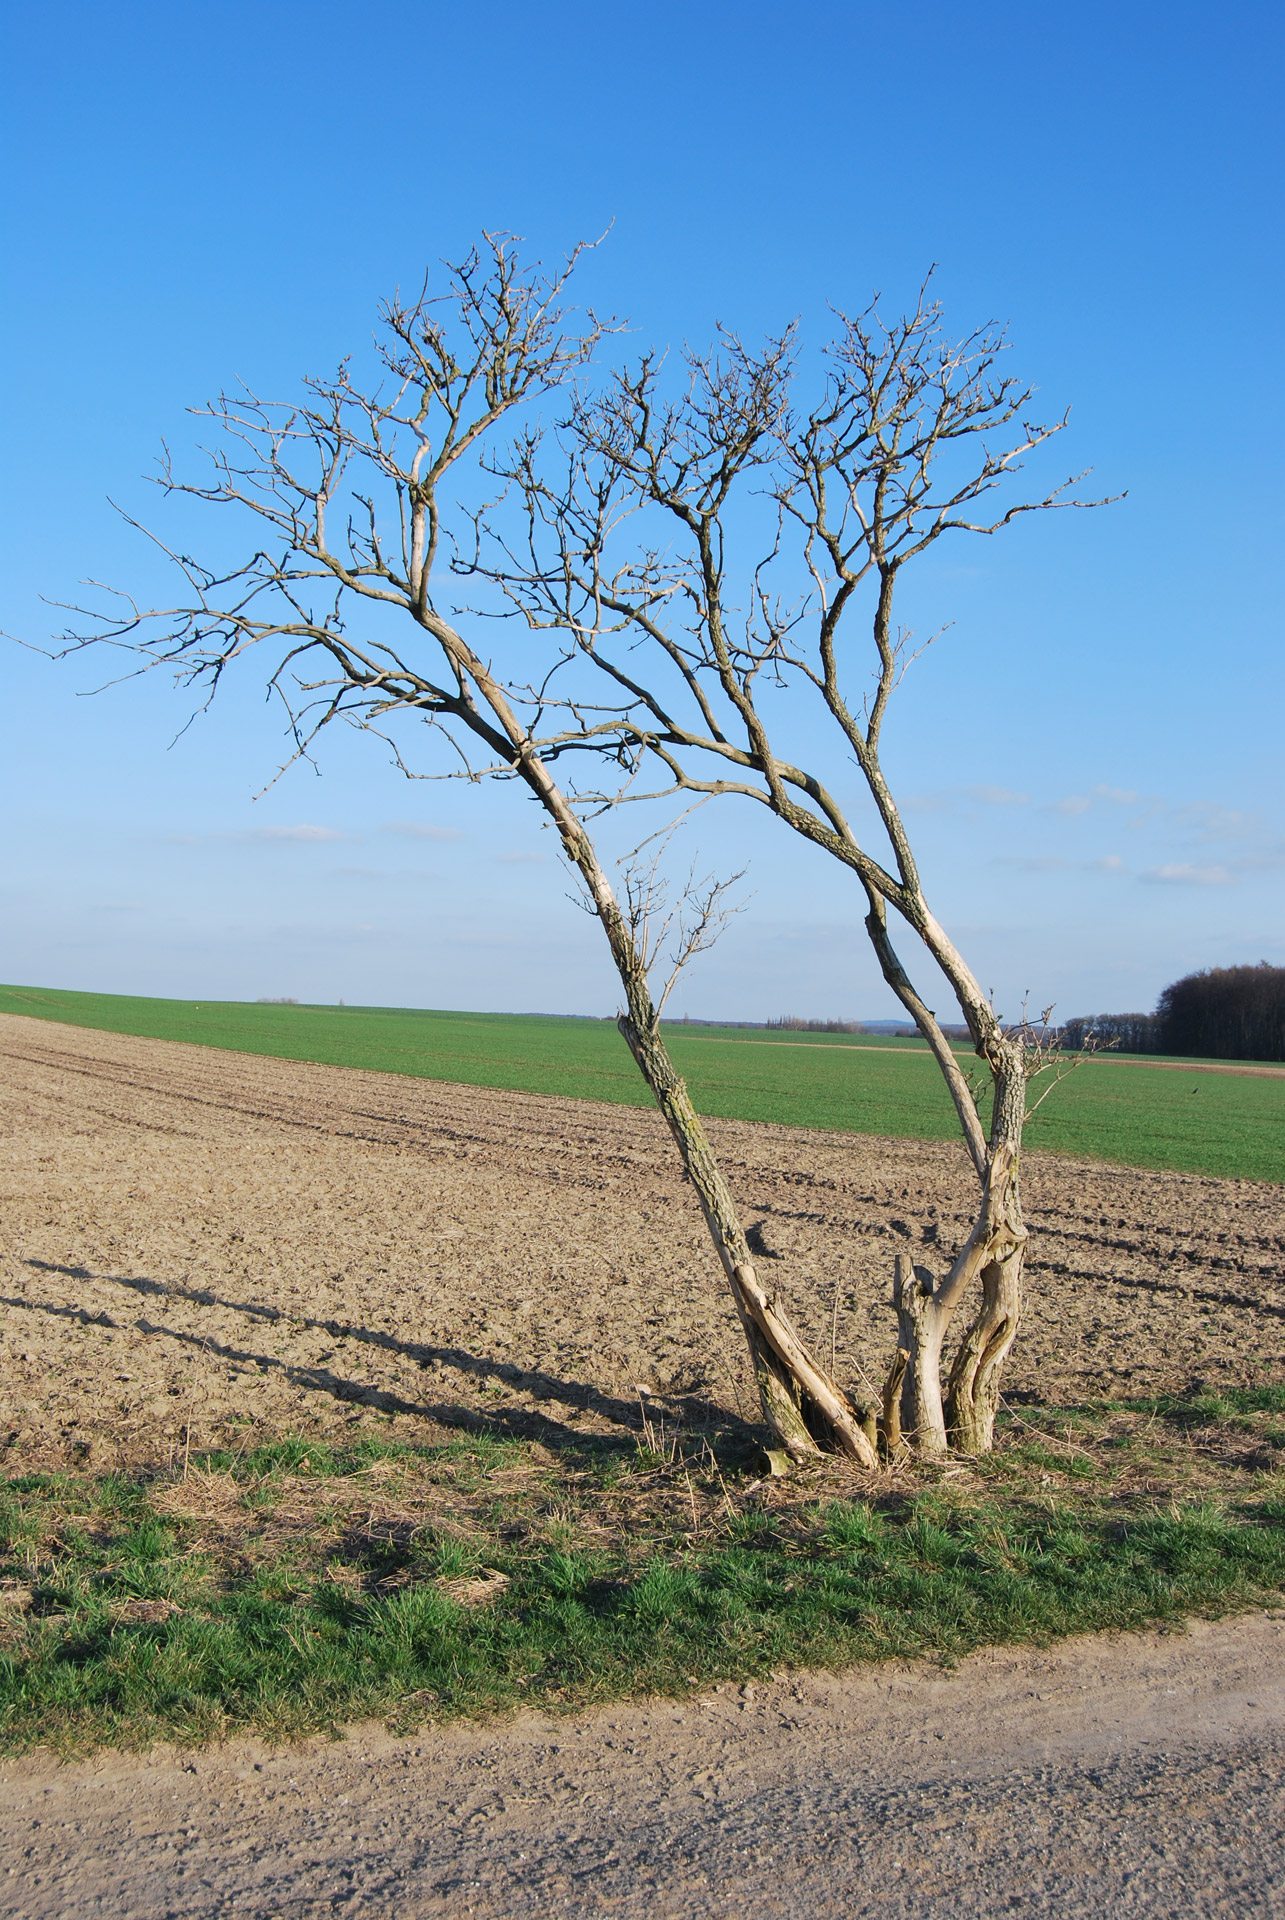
[888, 1252, 948, 1454]
[436, 696, 878, 1469]
[945, 1061, 1027, 1453]
[881, 1049, 1028, 1458]
[618, 1013, 879, 1467]
[945, 1237, 1023, 1454]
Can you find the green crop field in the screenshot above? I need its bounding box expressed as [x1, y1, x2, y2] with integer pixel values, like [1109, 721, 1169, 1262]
[2, 983, 1282, 1182]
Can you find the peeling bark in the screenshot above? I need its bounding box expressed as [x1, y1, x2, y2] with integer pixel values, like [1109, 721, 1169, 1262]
[876, 1050, 1029, 1457]
[946, 1061, 1027, 1452]
[946, 1243, 1023, 1454]
[886, 1252, 948, 1454]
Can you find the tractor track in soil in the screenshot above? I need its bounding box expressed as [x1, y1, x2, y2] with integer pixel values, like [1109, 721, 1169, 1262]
[0, 1011, 1281, 1470]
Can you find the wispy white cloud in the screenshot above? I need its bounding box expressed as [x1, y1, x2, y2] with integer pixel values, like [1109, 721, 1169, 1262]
[996, 854, 1071, 872]
[332, 862, 443, 885]
[995, 853, 1127, 875]
[1175, 801, 1261, 844]
[964, 784, 1028, 807]
[1232, 843, 1285, 873]
[247, 825, 347, 843]
[1142, 863, 1235, 886]
[163, 825, 351, 847]
[1047, 788, 1266, 847]
[1051, 783, 1149, 817]
[1042, 786, 1280, 875]
[382, 821, 464, 842]
[904, 785, 1028, 814]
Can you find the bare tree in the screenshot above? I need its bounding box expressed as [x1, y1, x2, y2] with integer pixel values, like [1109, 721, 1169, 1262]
[471, 284, 1109, 1454]
[61, 236, 878, 1467]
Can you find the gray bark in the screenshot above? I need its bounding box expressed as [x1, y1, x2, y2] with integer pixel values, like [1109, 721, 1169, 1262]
[880, 1042, 1028, 1458]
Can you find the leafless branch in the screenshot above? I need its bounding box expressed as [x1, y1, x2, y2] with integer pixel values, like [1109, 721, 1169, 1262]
[615, 831, 749, 1024]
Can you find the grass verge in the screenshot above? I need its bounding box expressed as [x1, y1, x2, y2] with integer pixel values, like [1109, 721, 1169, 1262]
[2, 1389, 1284, 1757]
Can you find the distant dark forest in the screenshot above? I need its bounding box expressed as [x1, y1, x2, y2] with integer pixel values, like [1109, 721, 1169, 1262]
[1061, 963, 1285, 1062]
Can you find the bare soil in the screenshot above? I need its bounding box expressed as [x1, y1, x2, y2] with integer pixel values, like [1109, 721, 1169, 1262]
[3, 1611, 1284, 1916]
[2, 1012, 1282, 1471]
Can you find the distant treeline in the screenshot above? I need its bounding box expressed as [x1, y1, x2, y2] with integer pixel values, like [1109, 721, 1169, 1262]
[768, 1016, 973, 1040]
[769, 1017, 881, 1034]
[1062, 963, 1285, 1062]
[767, 964, 1285, 1061]
[1058, 1011, 1159, 1053]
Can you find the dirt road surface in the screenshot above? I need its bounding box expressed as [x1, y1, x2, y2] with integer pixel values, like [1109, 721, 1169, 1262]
[1, 1612, 1283, 1916]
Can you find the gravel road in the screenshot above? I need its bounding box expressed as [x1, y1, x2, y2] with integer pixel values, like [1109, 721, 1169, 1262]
[2, 1612, 1283, 1917]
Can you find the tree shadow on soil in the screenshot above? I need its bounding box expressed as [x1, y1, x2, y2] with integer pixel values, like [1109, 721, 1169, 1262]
[16, 1259, 753, 1461]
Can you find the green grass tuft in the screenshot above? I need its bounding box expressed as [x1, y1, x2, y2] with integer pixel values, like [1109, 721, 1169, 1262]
[1, 1398, 1283, 1756]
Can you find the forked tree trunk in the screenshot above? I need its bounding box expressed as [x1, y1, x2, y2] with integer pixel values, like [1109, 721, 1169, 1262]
[947, 1067, 1027, 1453]
[881, 1048, 1028, 1459]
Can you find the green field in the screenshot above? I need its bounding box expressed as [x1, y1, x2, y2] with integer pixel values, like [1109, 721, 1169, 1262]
[2, 983, 1282, 1182]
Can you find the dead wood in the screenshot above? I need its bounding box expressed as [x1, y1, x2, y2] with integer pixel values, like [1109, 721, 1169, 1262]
[463, 273, 1113, 1452]
[58, 236, 875, 1468]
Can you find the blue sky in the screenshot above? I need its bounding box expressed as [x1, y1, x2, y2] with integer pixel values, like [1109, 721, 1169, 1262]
[2, 1, 1281, 1022]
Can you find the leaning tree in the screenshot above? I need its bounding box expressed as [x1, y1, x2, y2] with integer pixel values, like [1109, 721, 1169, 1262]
[64, 237, 879, 1466]
[472, 286, 1106, 1454]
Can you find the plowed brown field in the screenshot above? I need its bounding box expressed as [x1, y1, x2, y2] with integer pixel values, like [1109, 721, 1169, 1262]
[1, 1012, 1282, 1470]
